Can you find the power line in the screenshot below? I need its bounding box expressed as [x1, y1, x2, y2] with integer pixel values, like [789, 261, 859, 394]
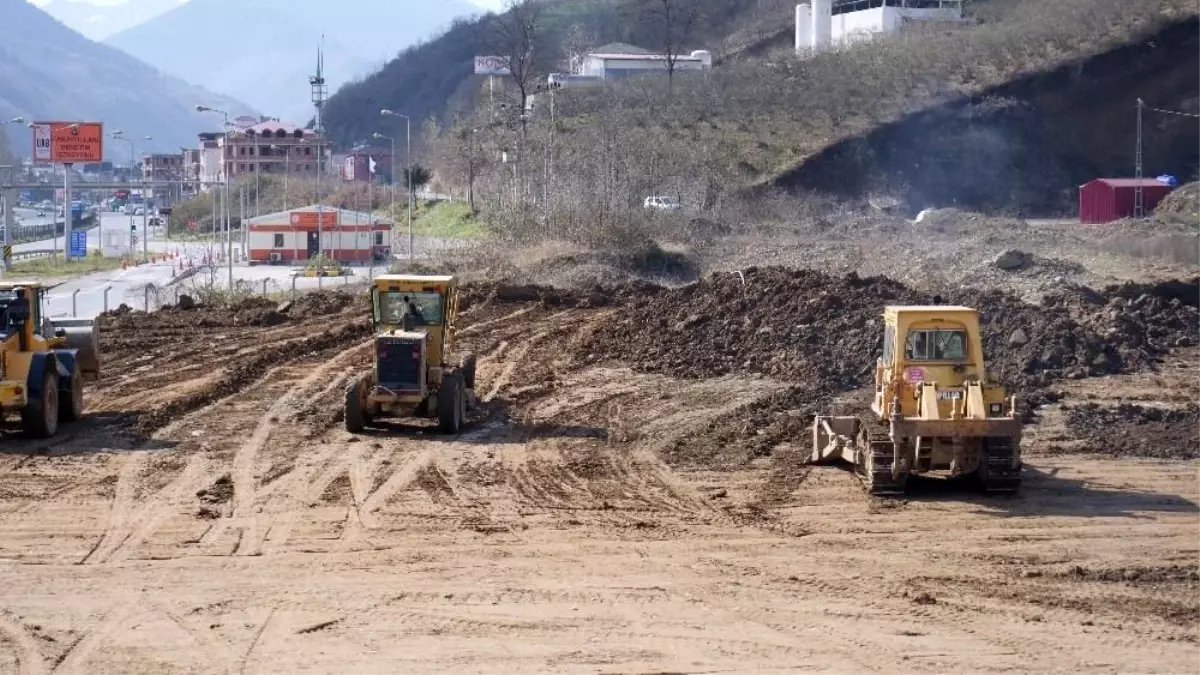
[1144, 104, 1200, 118]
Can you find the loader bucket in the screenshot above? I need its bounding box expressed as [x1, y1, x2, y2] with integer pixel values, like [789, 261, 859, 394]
[51, 318, 100, 381]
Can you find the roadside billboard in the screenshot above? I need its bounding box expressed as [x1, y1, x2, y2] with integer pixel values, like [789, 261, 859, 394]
[31, 121, 104, 163]
[474, 55, 511, 76]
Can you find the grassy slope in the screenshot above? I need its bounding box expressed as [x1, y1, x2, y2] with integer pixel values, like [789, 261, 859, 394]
[541, 0, 1197, 211]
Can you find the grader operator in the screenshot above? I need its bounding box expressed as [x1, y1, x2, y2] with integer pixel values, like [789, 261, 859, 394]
[811, 303, 1021, 495]
[0, 283, 100, 438]
[345, 275, 477, 434]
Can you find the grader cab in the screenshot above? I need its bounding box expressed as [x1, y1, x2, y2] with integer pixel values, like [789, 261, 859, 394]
[344, 274, 477, 434]
[812, 304, 1022, 495]
[0, 283, 100, 438]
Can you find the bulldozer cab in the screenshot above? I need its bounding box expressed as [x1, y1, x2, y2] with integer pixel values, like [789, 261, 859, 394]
[874, 305, 990, 419]
[370, 274, 459, 368]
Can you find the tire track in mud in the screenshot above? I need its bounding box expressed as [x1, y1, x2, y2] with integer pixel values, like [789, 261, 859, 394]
[82, 456, 208, 564]
[50, 602, 133, 674]
[130, 322, 371, 438]
[0, 613, 46, 675]
[202, 339, 374, 557]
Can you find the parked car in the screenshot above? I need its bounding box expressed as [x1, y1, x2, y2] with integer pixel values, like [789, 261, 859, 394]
[643, 195, 682, 212]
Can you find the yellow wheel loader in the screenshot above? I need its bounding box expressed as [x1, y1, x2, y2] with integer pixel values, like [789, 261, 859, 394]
[812, 303, 1021, 495]
[344, 274, 477, 434]
[0, 283, 101, 438]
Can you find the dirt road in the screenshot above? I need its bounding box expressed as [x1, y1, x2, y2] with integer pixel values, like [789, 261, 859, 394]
[0, 288, 1195, 673]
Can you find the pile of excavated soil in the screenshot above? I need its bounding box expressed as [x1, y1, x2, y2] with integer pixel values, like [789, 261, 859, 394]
[1154, 181, 1199, 223]
[1063, 403, 1200, 460]
[577, 267, 1199, 464]
[286, 289, 361, 318]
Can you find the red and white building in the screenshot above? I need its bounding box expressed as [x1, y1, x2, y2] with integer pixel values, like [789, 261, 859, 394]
[246, 205, 392, 263]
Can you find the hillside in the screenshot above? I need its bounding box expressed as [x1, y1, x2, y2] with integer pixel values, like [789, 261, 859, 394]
[0, 0, 253, 156]
[321, 0, 760, 148]
[325, 0, 1197, 215]
[106, 0, 479, 123]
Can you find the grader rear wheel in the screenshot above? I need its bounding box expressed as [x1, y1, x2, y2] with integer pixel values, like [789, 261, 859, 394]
[345, 380, 366, 433]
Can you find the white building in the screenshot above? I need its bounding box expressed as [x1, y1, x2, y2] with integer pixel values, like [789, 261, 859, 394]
[245, 205, 392, 264]
[578, 43, 712, 81]
[796, 0, 963, 53]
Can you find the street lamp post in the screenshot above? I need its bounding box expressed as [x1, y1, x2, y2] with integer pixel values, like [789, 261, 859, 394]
[372, 132, 396, 260]
[110, 130, 153, 262]
[271, 143, 293, 209]
[0, 118, 24, 270]
[196, 105, 232, 289]
[380, 109, 412, 260]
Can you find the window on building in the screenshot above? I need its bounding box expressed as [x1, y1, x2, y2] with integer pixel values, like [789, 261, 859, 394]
[304, 147, 312, 156]
[273, 234, 285, 248]
[249, 147, 255, 156]
[239, 163, 246, 171]
[239, 147, 246, 156]
[373, 231, 384, 246]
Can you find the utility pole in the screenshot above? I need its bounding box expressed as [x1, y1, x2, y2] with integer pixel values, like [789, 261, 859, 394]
[1134, 97, 1145, 219]
[381, 109, 412, 260]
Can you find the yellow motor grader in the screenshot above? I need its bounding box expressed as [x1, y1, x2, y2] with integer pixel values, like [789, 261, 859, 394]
[811, 303, 1021, 495]
[0, 283, 100, 438]
[344, 274, 477, 434]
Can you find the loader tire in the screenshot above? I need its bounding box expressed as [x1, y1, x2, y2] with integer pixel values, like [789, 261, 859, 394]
[460, 353, 478, 390]
[22, 370, 60, 439]
[345, 380, 366, 434]
[59, 361, 84, 423]
[438, 374, 465, 434]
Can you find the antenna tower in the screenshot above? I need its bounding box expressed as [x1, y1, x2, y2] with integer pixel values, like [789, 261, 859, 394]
[309, 37, 328, 264]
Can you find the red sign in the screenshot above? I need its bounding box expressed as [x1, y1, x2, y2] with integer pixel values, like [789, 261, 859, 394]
[32, 121, 104, 164]
[187, 219, 199, 232]
[289, 211, 339, 228]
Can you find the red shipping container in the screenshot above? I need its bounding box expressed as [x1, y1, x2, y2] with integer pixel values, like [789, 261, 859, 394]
[1079, 178, 1173, 224]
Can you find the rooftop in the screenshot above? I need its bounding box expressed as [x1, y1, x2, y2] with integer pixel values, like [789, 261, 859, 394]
[1087, 178, 1173, 188]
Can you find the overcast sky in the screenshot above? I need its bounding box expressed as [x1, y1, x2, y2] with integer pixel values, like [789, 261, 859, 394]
[30, 0, 504, 9]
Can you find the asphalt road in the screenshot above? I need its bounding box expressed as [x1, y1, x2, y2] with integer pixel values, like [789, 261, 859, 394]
[5, 210, 464, 318]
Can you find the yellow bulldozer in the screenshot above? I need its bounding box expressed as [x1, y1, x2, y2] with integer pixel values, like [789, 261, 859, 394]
[0, 282, 100, 438]
[811, 302, 1021, 495]
[344, 274, 477, 434]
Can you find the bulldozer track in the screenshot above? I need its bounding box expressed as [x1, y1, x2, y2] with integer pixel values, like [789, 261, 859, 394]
[982, 437, 1022, 494]
[858, 422, 907, 497]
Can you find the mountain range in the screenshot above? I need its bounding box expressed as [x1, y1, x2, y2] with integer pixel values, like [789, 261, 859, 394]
[0, 0, 254, 158]
[104, 0, 482, 124]
[36, 0, 184, 41]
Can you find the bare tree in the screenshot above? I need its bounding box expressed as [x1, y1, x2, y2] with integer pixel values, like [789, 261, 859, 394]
[484, 0, 547, 122]
[622, 0, 704, 91]
[562, 22, 598, 74]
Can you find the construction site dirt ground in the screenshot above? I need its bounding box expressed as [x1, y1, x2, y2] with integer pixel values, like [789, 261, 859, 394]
[0, 290, 1196, 674]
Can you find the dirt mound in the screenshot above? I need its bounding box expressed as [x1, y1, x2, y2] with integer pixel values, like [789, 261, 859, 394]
[914, 208, 1030, 236]
[101, 296, 287, 330]
[579, 267, 917, 382]
[1154, 181, 1200, 223]
[1063, 403, 1200, 459]
[286, 290, 361, 318]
